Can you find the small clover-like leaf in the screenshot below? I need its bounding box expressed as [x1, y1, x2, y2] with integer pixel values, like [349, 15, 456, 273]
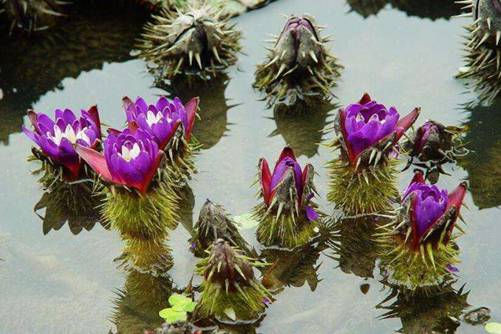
[486, 322, 501, 334]
[233, 213, 259, 230]
[159, 307, 187, 324]
[168, 293, 191, 306]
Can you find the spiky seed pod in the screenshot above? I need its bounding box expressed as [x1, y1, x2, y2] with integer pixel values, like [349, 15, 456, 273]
[376, 173, 468, 289]
[113, 271, 174, 334]
[139, 4, 241, 80]
[254, 15, 342, 107]
[377, 282, 469, 334]
[34, 179, 104, 235]
[327, 156, 400, 216]
[326, 216, 382, 279]
[2, 0, 67, 33]
[191, 199, 251, 257]
[196, 239, 271, 321]
[457, 0, 501, 103]
[254, 148, 321, 249]
[346, 0, 388, 18]
[101, 182, 179, 242]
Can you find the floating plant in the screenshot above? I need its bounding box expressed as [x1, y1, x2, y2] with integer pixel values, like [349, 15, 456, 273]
[254, 147, 320, 249]
[377, 171, 468, 289]
[122, 96, 200, 185]
[457, 0, 501, 103]
[327, 93, 420, 216]
[76, 128, 179, 246]
[2, 0, 67, 32]
[403, 120, 467, 179]
[196, 239, 271, 322]
[254, 15, 342, 107]
[23, 106, 102, 184]
[139, 4, 241, 80]
[191, 199, 251, 257]
[159, 293, 197, 324]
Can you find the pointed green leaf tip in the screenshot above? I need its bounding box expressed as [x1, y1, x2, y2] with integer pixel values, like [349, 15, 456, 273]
[234, 213, 259, 230]
[159, 293, 197, 323]
[486, 322, 501, 334]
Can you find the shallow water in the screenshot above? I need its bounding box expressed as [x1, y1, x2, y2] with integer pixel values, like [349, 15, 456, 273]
[0, 0, 500, 333]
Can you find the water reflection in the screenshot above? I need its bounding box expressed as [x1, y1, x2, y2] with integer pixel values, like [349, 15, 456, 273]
[459, 99, 501, 209]
[326, 217, 381, 279]
[178, 186, 196, 234]
[160, 74, 233, 150]
[346, 0, 461, 20]
[112, 270, 174, 334]
[260, 237, 326, 293]
[33, 180, 106, 235]
[0, 5, 145, 144]
[269, 102, 335, 158]
[377, 281, 469, 334]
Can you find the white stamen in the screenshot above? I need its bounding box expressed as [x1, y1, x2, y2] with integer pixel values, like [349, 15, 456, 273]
[49, 124, 90, 146]
[145, 110, 163, 127]
[120, 143, 141, 162]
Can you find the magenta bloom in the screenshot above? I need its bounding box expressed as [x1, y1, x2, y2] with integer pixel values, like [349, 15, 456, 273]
[280, 16, 316, 40]
[259, 147, 318, 221]
[402, 171, 467, 249]
[414, 121, 438, 153]
[338, 93, 420, 165]
[76, 128, 161, 194]
[22, 106, 101, 179]
[122, 96, 198, 150]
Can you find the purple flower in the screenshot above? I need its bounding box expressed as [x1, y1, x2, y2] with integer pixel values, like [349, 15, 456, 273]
[22, 106, 102, 180]
[122, 96, 199, 150]
[259, 147, 318, 221]
[76, 128, 161, 194]
[402, 171, 467, 249]
[338, 93, 420, 165]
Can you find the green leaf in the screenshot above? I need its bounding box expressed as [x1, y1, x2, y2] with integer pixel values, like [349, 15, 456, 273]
[168, 293, 191, 306]
[233, 213, 259, 230]
[486, 322, 501, 334]
[159, 307, 187, 324]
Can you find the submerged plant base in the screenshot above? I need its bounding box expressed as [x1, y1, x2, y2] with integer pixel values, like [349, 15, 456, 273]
[3, 0, 67, 33]
[327, 157, 399, 216]
[139, 4, 241, 80]
[377, 234, 460, 289]
[101, 183, 179, 241]
[254, 204, 319, 249]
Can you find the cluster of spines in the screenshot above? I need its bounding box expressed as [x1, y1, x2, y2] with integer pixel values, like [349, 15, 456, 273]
[196, 242, 270, 321]
[254, 19, 342, 106]
[327, 140, 400, 216]
[457, 0, 501, 103]
[139, 4, 241, 79]
[161, 133, 201, 187]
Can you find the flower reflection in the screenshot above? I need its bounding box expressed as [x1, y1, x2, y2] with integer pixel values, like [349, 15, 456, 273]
[34, 181, 106, 235]
[326, 216, 381, 279]
[270, 102, 334, 158]
[377, 281, 469, 334]
[458, 100, 501, 209]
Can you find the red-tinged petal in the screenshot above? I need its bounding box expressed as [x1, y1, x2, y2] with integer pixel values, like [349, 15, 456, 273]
[409, 170, 425, 185]
[395, 107, 420, 140]
[86, 105, 101, 136]
[75, 144, 115, 184]
[128, 120, 139, 133]
[184, 97, 199, 141]
[137, 152, 163, 194]
[273, 147, 297, 174]
[27, 110, 38, 130]
[122, 96, 134, 110]
[259, 158, 272, 205]
[107, 128, 123, 136]
[301, 163, 314, 202]
[62, 161, 82, 181]
[338, 109, 357, 164]
[159, 120, 181, 150]
[359, 93, 372, 104]
[443, 182, 468, 243]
